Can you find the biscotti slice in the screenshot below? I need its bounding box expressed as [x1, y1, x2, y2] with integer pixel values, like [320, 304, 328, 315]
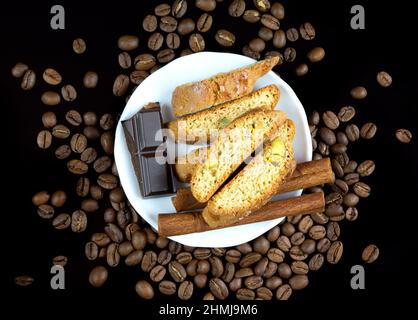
[202, 119, 295, 228]
[172, 56, 280, 117]
[168, 84, 280, 143]
[190, 109, 286, 203]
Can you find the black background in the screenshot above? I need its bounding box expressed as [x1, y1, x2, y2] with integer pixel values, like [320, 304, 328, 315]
[1, 0, 417, 316]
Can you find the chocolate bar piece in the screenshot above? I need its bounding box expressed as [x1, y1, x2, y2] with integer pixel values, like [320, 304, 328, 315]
[122, 103, 177, 198]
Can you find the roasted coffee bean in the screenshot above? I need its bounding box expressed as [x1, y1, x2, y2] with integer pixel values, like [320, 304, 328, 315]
[197, 13, 212, 32]
[327, 241, 343, 264]
[72, 38, 86, 54]
[141, 251, 157, 272]
[118, 35, 138, 51]
[345, 206, 358, 221]
[215, 29, 235, 47]
[43, 68, 62, 85]
[158, 250, 172, 266]
[323, 111, 339, 130]
[209, 256, 224, 277]
[224, 249, 241, 264]
[50, 190, 66, 208]
[338, 106, 355, 122]
[37, 204, 54, 219]
[143, 15, 158, 33]
[92, 156, 111, 174]
[360, 122, 377, 139]
[197, 260, 210, 274]
[196, 0, 216, 11]
[290, 246, 308, 261]
[261, 14, 280, 30]
[291, 261, 309, 275]
[343, 193, 359, 207]
[41, 112, 57, 129]
[307, 47, 325, 63]
[229, 0, 246, 17]
[265, 276, 282, 290]
[267, 248, 284, 263]
[52, 213, 71, 230]
[376, 70, 392, 87]
[289, 275, 308, 290]
[281, 222, 296, 236]
[11, 62, 28, 78]
[362, 244, 379, 263]
[295, 63, 308, 76]
[209, 278, 229, 300]
[81, 199, 99, 213]
[92, 233, 111, 247]
[332, 159, 344, 178]
[129, 70, 148, 85]
[159, 280, 176, 295]
[331, 143, 347, 154]
[144, 227, 157, 245]
[61, 84, 77, 101]
[263, 261, 277, 278]
[118, 241, 134, 257]
[124, 222, 139, 240]
[41, 91, 61, 106]
[236, 243, 253, 254]
[211, 248, 226, 257]
[325, 192, 343, 206]
[240, 252, 262, 267]
[85, 241, 99, 260]
[189, 33, 205, 52]
[157, 48, 176, 63]
[155, 3, 171, 17]
[316, 238, 330, 253]
[332, 179, 349, 195]
[307, 253, 324, 271]
[193, 274, 207, 288]
[52, 255, 68, 267]
[300, 239, 316, 255]
[276, 235, 291, 251]
[70, 133, 87, 153]
[229, 278, 242, 292]
[178, 281, 194, 300]
[277, 263, 292, 279]
[325, 203, 344, 218]
[345, 124, 360, 141]
[264, 50, 283, 61]
[160, 16, 178, 33]
[326, 222, 341, 241]
[107, 243, 120, 267]
[89, 266, 108, 287]
[135, 280, 154, 299]
[236, 288, 255, 300]
[243, 10, 261, 23]
[71, 210, 87, 232]
[257, 27, 273, 42]
[395, 128, 412, 143]
[245, 275, 263, 290]
[284, 47, 296, 62]
[67, 159, 88, 175]
[76, 177, 90, 197]
[235, 267, 254, 278]
[271, 2, 285, 19]
[37, 130, 52, 149]
[177, 18, 195, 36]
[131, 231, 147, 250]
[298, 216, 313, 233]
[290, 232, 305, 246]
[112, 74, 129, 97]
[134, 54, 156, 71]
[169, 261, 187, 282]
[186, 259, 198, 276]
[99, 132, 113, 155]
[104, 223, 123, 243]
[125, 250, 143, 266]
[336, 132, 349, 146]
[242, 45, 261, 60]
[276, 284, 292, 300]
[79, 148, 97, 165]
[193, 248, 211, 260]
[176, 252, 193, 265]
[63, 110, 81, 127]
[172, 0, 187, 18]
[286, 28, 299, 42]
[118, 52, 131, 69]
[253, 236, 270, 254]
[266, 226, 280, 242]
[147, 32, 164, 51]
[167, 242, 181, 256]
[300, 22, 315, 40]
[311, 212, 329, 225]
[83, 126, 100, 140]
[253, 0, 270, 12]
[249, 38, 265, 52]
[353, 182, 371, 198]
[166, 32, 180, 49]
[357, 160, 375, 177]
[52, 124, 70, 139]
[82, 71, 98, 88]
[308, 111, 320, 125]
[350, 86, 367, 99]
[344, 173, 358, 186]
[21, 70, 36, 90]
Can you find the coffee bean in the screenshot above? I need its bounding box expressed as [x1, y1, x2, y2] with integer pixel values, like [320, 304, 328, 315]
[76, 177, 90, 197]
[249, 37, 265, 52]
[85, 241, 99, 260]
[265, 276, 282, 290]
[193, 274, 207, 288]
[88, 266, 108, 288]
[300, 239, 316, 255]
[345, 124, 360, 141]
[81, 198, 99, 213]
[51, 255, 68, 267]
[41, 91, 61, 106]
[291, 261, 309, 275]
[50, 190, 66, 208]
[100, 131, 114, 155]
[186, 259, 198, 276]
[160, 16, 178, 33]
[165, 32, 180, 49]
[322, 111, 339, 130]
[69, 133, 87, 154]
[36, 130, 52, 149]
[362, 244, 379, 263]
[325, 203, 344, 218]
[242, 45, 261, 60]
[276, 284, 292, 300]
[267, 248, 284, 263]
[61, 84, 77, 102]
[92, 232, 111, 247]
[316, 238, 331, 253]
[135, 280, 154, 299]
[197, 13, 213, 32]
[311, 212, 329, 225]
[219, 262, 235, 283]
[229, 0, 246, 17]
[105, 223, 123, 243]
[215, 29, 235, 47]
[327, 241, 343, 264]
[256, 27, 273, 42]
[350, 86, 367, 99]
[21, 70, 36, 90]
[67, 159, 88, 175]
[154, 3, 170, 17]
[298, 216, 313, 233]
[11, 62, 28, 78]
[300, 22, 315, 40]
[377, 71, 392, 87]
[288, 275, 308, 290]
[357, 160, 375, 177]
[281, 222, 296, 236]
[295, 63, 308, 76]
[83, 126, 100, 140]
[141, 251, 157, 272]
[240, 252, 262, 267]
[290, 232, 305, 246]
[157, 250, 172, 266]
[169, 241, 183, 255]
[243, 10, 260, 23]
[326, 222, 341, 241]
[125, 250, 144, 266]
[71, 210, 87, 232]
[290, 246, 308, 261]
[345, 206, 358, 221]
[157, 49, 176, 63]
[118, 52, 132, 70]
[276, 236, 291, 252]
[338, 106, 355, 122]
[271, 2, 285, 19]
[79, 148, 96, 165]
[209, 278, 229, 300]
[308, 111, 320, 125]
[40, 112, 56, 130]
[252, 236, 269, 254]
[196, 0, 216, 12]
[211, 248, 226, 257]
[107, 243, 121, 267]
[169, 261, 187, 282]
[146, 32, 163, 51]
[284, 47, 296, 62]
[325, 192, 343, 206]
[344, 160, 358, 174]
[223, 250, 240, 264]
[52, 213, 70, 230]
[360, 122, 377, 139]
[157, 280, 176, 296]
[236, 288, 255, 300]
[112, 74, 129, 97]
[63, 110, 81, 127]
[141, 15, 157, 33]
[307, 47, 325, 63]
[124, 222, 138, 240]
[37, 204, 54, 219]
[176, 252, 192, 265]
[286, 28, 299, 42]
[245, 275, 263, 290]
[83, 71, 98, 89]
[117, 35, 139, 51]
[189, 33, 205, 52]
[43, 68, 62, 85]
[209, 256, 224, 277]
[236, 243, 252, 254]
[353, 182, 371, 198]
[265, 51, 283, 62]
[176, 19, 195, 36]
[235, 267, 254, 278]
[332, 159, 344, 178]
[178, 280, 193, 300]
[73, 38, 86, 54]
[343, 193, 359, 207]
[277, 263, 292, 279]
[196, 260, 209, 275]
[261, 14, 280, 30]
[229, 278, 242, 292]
[171, 0, 187, 18]
[395, 128, 412, 143]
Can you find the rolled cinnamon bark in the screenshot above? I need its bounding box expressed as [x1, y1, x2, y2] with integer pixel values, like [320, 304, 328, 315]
[172, 158, 333, 212]
[159, 192, 325, 237]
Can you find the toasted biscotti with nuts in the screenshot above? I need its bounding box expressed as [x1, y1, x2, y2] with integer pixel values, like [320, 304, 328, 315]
[172, 56, 280, 117]
[168, 85, 280, 143]
[190, 109, 286, 203]
[175, 119, 294, 183]
[202, 119, 295, 228]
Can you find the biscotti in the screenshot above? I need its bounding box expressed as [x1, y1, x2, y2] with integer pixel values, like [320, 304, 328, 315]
[172, 56, 280, 117]
[168, 84, 280, 143]
[190, 109, 286, 203]
[202, 119, 295, 228]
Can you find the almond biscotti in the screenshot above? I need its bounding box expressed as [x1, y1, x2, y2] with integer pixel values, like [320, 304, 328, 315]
[172, 56, 280, 117]
[202, 119, 295, 228]
[168, 84, 280, 143]
[190, 109, 286, 203]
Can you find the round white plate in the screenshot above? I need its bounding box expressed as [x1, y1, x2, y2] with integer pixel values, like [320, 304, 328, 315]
[115, 52, 312, 248]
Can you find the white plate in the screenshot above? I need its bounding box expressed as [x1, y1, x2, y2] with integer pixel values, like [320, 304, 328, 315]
[114, 52, 312, 248]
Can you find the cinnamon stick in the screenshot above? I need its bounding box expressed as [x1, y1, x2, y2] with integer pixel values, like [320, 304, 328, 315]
[159, 192, 324, 237]
[172, 158, 333, 212]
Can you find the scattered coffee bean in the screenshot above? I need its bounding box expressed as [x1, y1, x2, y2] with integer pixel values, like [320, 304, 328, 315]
[37, 130, 52, 149]
[253, 236, 270, 254]
[357, 160, 375, 177]
[249, 38, 265, 52]
[327, 241, 343, 264]
[286, 28, 299, 42]
[345, 124, 360, 141]
[169, 261, 187, 282]
[338, 106, 355, 122]
[307, 47, 325, 62]
[157, 49, 176, 63]
[196, 0, 216, 12]
[21, 69, 36, 90]
[85, 241, 99, 260]
[276, 284, 292, 300]
[172, 0, 188, 18]
[83, 126, 100, 140]
[258, 27, 273, 41]
[300, 22, 315, 40]
[284, 47, 296, 62]
[11, 62, 28, 78]
[350, 86, 367, 99]
[209, 278, 229, 300]
[362, 244, 379, 263]
[189, 33, 205, 52]
[76, 177, 90, 197]
[43, 68, 62, 85]
[37, 204, 54, 219]
[148, 32, 164, 51]
[229, 0, 246, 17]
[377, 71, 392, 87]
[215, 29, 235, 47]
[160, 16, 178, 33]
[32, 191, 50, 206]
[155, 3, 171, 17]
[322, 111, 339, 130]
[118, 52, 132, 69]
[71, 210, 87, 232]
[360, 122, 377, 139]
[243, 10, 261, 23]
[395, 128, 412, 143]
[83, 71, 98, 88]
[178, 280, 194, 300]
[61, 84, 77, 102]
[73, 38, 86, 54]
[41, 91, 61, 106]
[166, 32, 180, 49]
[67, 159, 88, 175]
[197, 13, 213, 32]
[242, 45, 261, 60]
[270, 2, 285, 19]
[125, 250, 144, 266]
[118, 35, 139, 51]
[112, 74, 129, 97]
[272, 30, 286, 48]
[135, 280, 154, 299]
[295, 63, 308, 76]
[107, 243, 121, 267]
[15, 275, 34, 286]
[52, 255, 68, 267]
[261, 14, 280, 30]
[50, 190, 66, 207]
[289, 275, 308, 290]
[177, 18, 195, 36]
